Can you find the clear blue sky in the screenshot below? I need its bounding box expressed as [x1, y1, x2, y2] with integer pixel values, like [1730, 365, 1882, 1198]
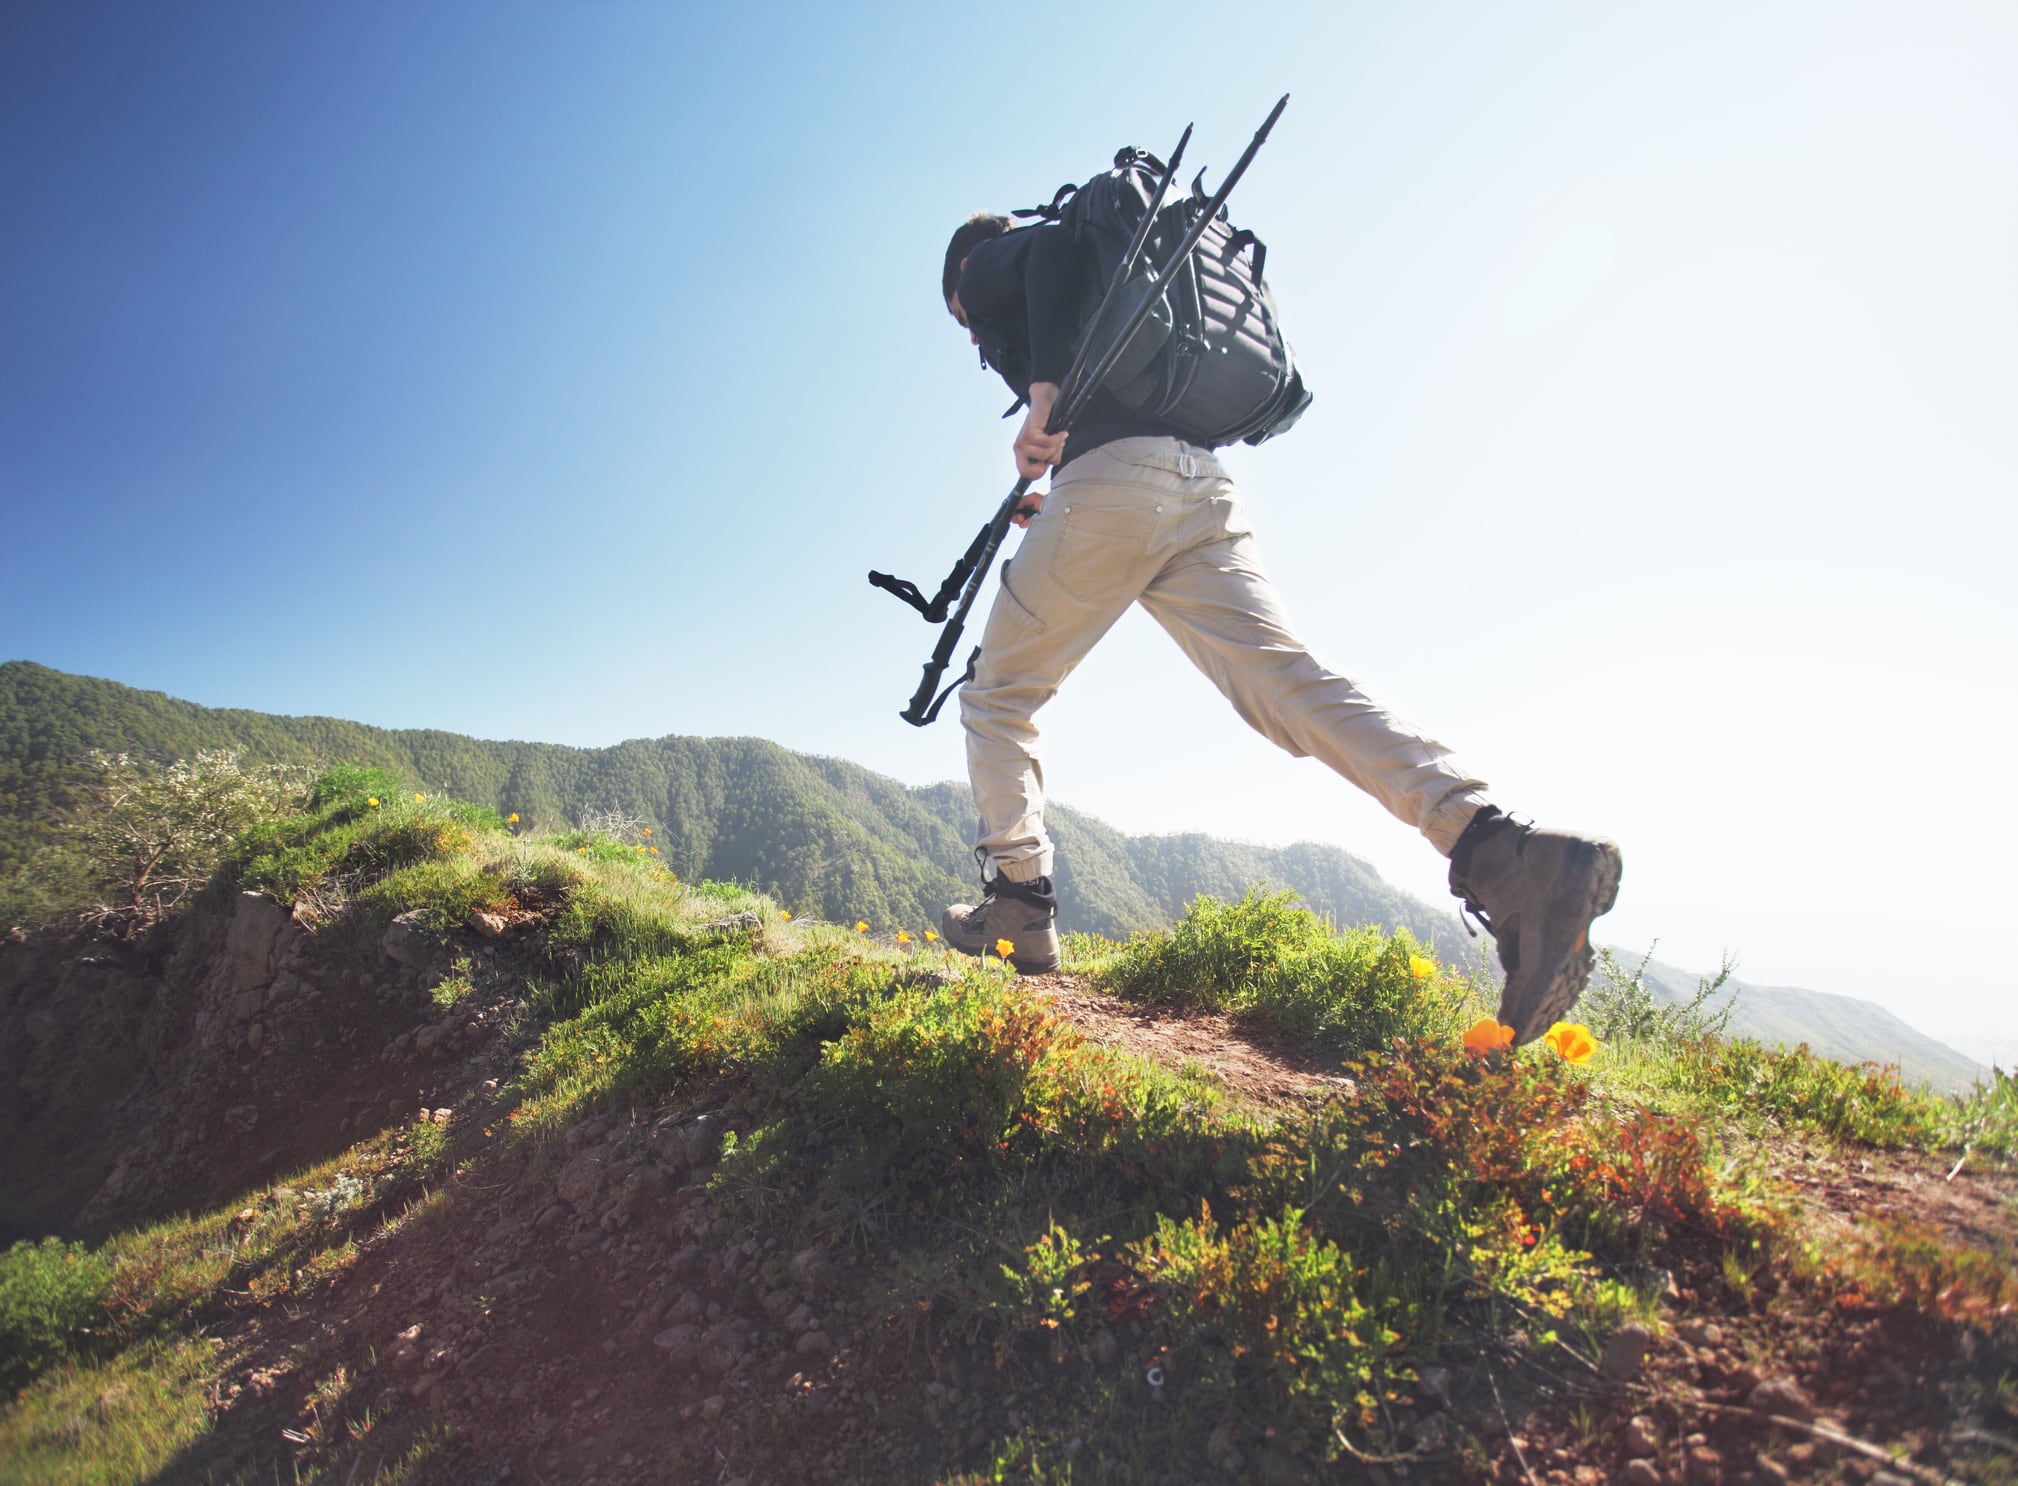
[4, 2, 2014, 1066]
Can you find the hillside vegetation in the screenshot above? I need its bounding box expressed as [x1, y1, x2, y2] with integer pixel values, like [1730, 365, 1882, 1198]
[0, 660, 1988, 1090]
[1, 762, 2013, 1484]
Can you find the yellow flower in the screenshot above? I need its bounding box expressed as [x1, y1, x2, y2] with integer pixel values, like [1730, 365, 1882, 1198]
[1409, 954, 1436, 980]
[924, 930, 938, 942]
[576, 846, 586, 854]
[367, 797, 379, 808]
[897, 931, 912, 945]
[1542, 1022, 1599, 1065]
[649, 847, 659, 856]
[508, 812, 520, 824]
[855, 921, 869, 933]
[994, 938, 1014, 959]
[642, 827, 651, 836]
[636, 845, 645, 853]
[1462, 1016, 1515, 1056]
[413, 793, 425, 803]
[780, 910, 792, 921]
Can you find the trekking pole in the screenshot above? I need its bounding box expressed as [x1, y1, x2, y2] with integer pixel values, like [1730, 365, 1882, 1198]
[895, 132, 1197, 728]
[1058, 93, 1289, 427]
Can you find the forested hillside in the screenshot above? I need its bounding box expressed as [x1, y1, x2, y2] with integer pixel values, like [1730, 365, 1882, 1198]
[1, 660, 1987, 1089]
[0, 661, 1459, 946]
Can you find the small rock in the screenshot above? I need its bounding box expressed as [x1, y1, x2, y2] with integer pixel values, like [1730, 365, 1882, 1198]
[1684, 1444, 1722, 1482]
[701, 1394, 725, 1419]
[1678, 1321, 1723, 1348]
[1089, 1329, 1118, 1365]
[469, 910, 507, 939]
[484, 1216, 516, 1244]
[1417, 1364, 1453, 1404]
[1624, 1415, 1661, 1458]
[1412, 1414, 1452, 1453]
[795, 1329, 831, 1356]
[1205, 1424, 1244, 1475]
[535, 1203, 569, 1230]
[244, 1023, 264, 1051]
[1603, 1323, 1655, 1381]
[1754, 1458, 1790, 1483]
[381, 910, 436, 969]
[1623, 1461, 1664, 1486]
[702, 911, 764, 944]
[556, 1150, 610, 1206]
[1869, 1474, 1915, 1486]
[410, 1372, 439, 1400]
[227, 893, 287, 989]
[1746, 1377, 1814, 1422]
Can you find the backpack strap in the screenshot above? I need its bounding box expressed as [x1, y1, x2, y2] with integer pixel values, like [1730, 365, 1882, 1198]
[1013, 181, 1078, 222]
[1226, 227, 1267, 285]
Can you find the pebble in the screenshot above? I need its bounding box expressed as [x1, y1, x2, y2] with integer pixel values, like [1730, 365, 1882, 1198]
[1624, 1416, 1660, 1458]
[1747, 1377, 1815, 1421]
[1623, 1460, 1663, 1486]
[1603, 1323, 1655, 1381]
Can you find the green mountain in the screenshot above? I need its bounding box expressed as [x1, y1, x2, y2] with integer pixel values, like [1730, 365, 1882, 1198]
[0, 660, 1461, 949]
[1, 660, 1987, 1090]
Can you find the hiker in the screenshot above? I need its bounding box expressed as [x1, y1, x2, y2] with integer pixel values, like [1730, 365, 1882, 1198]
[934, 209, 1622, 1045]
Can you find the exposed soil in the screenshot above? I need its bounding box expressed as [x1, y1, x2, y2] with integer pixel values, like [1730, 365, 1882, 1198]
[1029, 972, 1353, 1108]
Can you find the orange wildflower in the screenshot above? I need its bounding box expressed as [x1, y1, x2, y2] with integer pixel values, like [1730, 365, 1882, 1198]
[1542, 1022, 1599, 1065]
[1462, 1016, 1515, 1056]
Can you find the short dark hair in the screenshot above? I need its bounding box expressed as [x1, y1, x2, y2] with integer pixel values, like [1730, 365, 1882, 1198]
[943, 211, 1011, 303]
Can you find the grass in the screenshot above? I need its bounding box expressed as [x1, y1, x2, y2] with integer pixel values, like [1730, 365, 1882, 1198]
[7, 767, 2016, 1483]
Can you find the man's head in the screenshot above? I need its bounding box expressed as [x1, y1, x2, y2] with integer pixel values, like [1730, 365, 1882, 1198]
[943, 211, 1011, 336]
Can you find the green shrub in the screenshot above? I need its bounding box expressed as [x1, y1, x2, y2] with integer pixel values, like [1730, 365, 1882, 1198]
[1102, 890, 1442, 1052]
[0, 1236, 112, 1389]
[1669, 1038, 1948, 1147]
[1951, 1065, 2018, 1161]
[1129, 1204, 1400, 1441]
[308, 764, 408, 810]
[1583, 945, 1739, 1043]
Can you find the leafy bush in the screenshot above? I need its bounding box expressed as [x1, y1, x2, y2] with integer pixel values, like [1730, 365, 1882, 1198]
[1103, 890, 1444, 1051]
[1669, 1038, 1948, 1147]
[1952, 1065, 2018, 1161]
[1129, 1204, 1399, 1440]
[1583, 944, 1739, 1043]
[0, 1237, 112, 1389]
[74, 750, 310, 928]
[308, 764, 407, 810]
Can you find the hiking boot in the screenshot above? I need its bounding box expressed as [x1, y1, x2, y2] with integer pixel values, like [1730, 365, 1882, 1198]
[1448, 810, 1622, 1045]
[941, 873, 1061, 974]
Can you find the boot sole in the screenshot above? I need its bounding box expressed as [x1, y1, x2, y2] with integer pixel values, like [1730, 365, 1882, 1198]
[1504, 838, 1622, 1044]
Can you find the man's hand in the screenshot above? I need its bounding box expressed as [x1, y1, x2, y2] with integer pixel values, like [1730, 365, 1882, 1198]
[1014, 382, 1067, 479]
[1012, 490, 1046, 529]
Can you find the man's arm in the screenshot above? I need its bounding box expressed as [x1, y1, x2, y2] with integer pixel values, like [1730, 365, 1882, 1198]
[1013, 228, 1083, 479]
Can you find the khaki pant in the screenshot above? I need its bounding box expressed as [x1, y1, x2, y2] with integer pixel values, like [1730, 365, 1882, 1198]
[962, 437, 1490, 883]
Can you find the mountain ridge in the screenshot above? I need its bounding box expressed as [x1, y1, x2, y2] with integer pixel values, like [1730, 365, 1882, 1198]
[0, 659, 1988, 1092]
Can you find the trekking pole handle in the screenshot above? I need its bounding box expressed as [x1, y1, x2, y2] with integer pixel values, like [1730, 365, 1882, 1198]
[899, 477, 1036, 726]
[1061, 94, 1290, 428]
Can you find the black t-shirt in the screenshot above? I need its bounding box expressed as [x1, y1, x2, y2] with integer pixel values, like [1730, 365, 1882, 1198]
[955, 225, 1188, 468]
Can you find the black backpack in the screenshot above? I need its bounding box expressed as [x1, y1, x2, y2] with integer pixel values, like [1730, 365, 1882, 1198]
[1019, 146, 1312, 447]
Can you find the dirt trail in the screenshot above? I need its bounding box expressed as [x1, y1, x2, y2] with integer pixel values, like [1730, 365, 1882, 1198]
[1020, 972, 1352, 1108]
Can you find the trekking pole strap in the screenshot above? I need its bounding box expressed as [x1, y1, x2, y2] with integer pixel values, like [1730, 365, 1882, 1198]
[867, 515, 996, 623]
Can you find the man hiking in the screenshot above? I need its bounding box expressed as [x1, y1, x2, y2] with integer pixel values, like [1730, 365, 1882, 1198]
[931, 206, 1623, 1046]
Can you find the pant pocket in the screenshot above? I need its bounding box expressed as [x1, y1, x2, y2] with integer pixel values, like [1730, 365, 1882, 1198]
[1048, 500, 1159, 605]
